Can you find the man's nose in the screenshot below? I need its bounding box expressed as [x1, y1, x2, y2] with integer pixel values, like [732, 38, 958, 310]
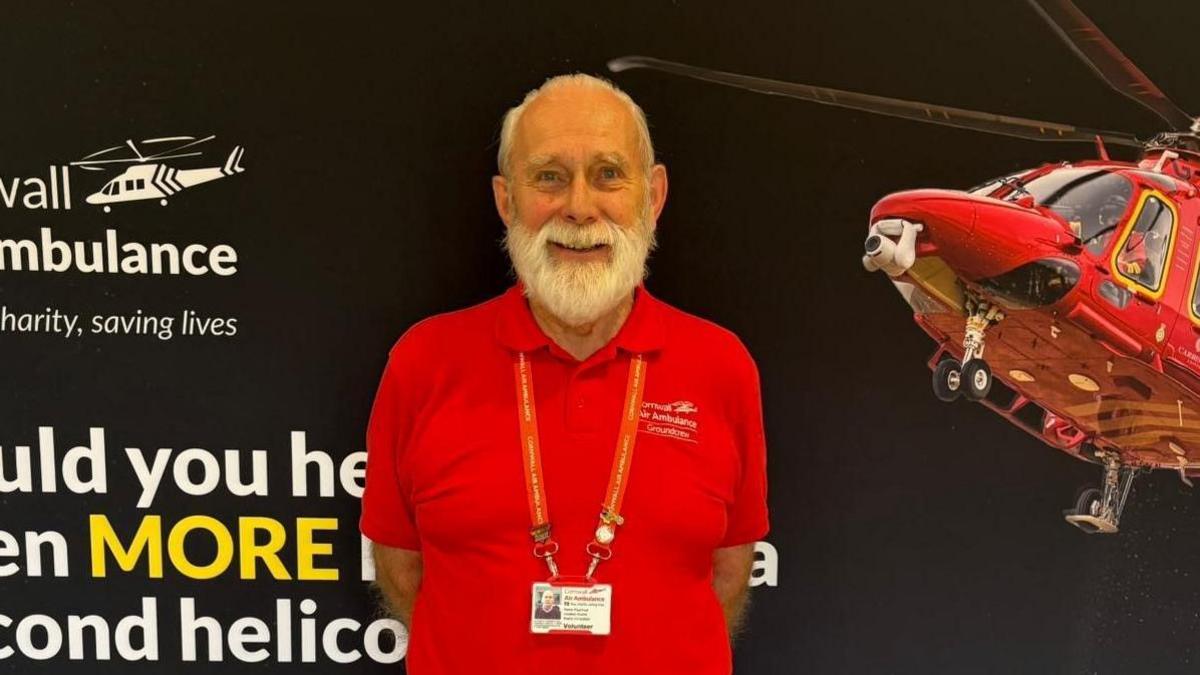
[561, 175, 600, 225]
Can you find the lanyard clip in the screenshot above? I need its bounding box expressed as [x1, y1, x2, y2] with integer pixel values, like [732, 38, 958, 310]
[531, 523, 559, 577]
[530, 523, 553, 543]
[587, 509, 623, 579]
[585, 540, 613, 580]
[532, 533, 560, 579]
[542, 554, 560, 579]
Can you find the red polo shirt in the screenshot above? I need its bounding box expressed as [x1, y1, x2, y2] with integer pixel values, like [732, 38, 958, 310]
[361, 284, 768, 675]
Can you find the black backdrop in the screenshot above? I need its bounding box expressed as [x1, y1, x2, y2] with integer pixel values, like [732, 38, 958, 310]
[4, 1, 1200, 673]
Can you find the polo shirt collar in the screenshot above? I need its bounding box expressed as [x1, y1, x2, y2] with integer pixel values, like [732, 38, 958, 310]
[494, 283, 666, 356]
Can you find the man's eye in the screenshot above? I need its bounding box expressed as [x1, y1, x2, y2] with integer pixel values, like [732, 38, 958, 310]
[598, 167, 620, 181]
[537, 171, 563, 183]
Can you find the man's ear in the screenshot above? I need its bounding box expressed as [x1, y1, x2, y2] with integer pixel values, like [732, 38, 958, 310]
[492, 175, 513, 229]
[649, 164, 668, 223]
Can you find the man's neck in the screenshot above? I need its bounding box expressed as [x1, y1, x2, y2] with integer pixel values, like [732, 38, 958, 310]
[528, 291, 635, 362]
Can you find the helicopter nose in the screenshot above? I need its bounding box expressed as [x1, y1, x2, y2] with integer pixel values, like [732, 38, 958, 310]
[85, 192, 101, 205]
[870, 188, 1069, 280]
[871, 188, 976, 258]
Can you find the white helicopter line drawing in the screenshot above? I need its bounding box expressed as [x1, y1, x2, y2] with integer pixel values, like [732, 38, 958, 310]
[71, 135, 245, 212]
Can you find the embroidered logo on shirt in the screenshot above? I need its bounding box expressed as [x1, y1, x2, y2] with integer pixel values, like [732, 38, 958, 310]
[671, 400, 698, 414]
[639, 400, 699, 443]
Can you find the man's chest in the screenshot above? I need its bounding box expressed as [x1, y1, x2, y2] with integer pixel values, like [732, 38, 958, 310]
[400, 358, 742, 561]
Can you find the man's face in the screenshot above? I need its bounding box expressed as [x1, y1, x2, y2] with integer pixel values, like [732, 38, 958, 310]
[494, 83, 668, 326]
[541, 591, 556, 610]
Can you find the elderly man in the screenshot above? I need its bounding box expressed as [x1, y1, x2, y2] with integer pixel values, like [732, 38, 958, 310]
[534, 590, 561, 621]
[361, 73, 768, 674]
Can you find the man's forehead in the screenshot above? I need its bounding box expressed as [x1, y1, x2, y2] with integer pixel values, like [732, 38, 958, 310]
[526, 151, 630, 169]
[513, 86, 639, 164]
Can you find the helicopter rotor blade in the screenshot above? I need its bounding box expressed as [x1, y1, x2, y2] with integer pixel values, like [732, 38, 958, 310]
[608, 56, 1142, 148]
[609, 56, 1144, 149]
[1025, 0, 1193, 131]
[142, 136, 198, 143]
[79, 144, 126, 161]
[609, 55, 1142, 148]
[144, 134, 215, 161]
[69, 151, 204, 168]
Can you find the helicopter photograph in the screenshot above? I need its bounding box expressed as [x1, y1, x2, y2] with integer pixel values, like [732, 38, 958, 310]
[610, 0, 1200, 534]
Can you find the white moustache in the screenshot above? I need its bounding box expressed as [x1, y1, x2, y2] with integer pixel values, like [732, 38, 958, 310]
[542, 221, 617, 252]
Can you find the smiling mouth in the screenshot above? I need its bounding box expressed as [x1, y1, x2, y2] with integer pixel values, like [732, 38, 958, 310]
[550, 242, 610, 253]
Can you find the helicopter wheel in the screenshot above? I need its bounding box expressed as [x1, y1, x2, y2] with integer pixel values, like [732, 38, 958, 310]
[103, 205, 111, 213]
[1064, 486, 1107, 534]
[962, 360, 992, 401]
[932, 359, 962, 402]
[160, 198, 168, 206]
[1072, 487, 1102, 518]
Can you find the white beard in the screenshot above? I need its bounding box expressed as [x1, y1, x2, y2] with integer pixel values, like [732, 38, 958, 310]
[505, 211, 656, 327]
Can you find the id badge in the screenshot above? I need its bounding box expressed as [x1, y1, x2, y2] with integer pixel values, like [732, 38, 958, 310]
[530, 579, 612, 635]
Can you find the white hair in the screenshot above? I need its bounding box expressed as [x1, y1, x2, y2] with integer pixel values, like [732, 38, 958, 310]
[497, 73, 655, 178]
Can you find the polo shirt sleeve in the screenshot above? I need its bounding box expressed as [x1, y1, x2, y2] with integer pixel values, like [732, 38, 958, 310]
[720, 347, 770, 547]
[360, 334, 423, 551]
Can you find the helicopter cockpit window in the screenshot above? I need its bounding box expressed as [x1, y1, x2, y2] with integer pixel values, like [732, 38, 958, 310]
[1133, 171, 1187, 193]
[968, 171, 1029, 197]
[1193, 261, 1200, 321]
[1004, 168, 1134, 255]
[1115, 195, 1175, 294]
[969, 180, 1002, 196]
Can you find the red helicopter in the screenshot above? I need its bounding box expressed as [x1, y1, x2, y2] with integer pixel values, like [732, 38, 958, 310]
[610, 0, 1200, 533]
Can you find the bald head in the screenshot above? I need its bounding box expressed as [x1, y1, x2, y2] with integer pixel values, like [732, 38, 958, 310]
[497, 74, 655, 179]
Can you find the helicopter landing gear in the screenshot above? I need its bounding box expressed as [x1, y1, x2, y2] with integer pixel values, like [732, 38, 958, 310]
[103, 205, 112, 213]
[932, 359, 962, 402]
[160, 198, 168, 206]
[959, 296, 1003, 400]
[931, 296, 1004, 402]
[961, 359, 992, 401]
[931, 357, 992, 401]
[1064, 452, 1138, 534]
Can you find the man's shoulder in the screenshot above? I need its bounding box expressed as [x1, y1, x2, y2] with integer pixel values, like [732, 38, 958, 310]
[652, 294, 755, 367]
[388, 291, 506, 358]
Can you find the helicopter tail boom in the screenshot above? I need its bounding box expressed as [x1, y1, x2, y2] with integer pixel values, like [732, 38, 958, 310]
[173, 147, 245, 189]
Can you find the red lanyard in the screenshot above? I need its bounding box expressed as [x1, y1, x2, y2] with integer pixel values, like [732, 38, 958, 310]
[513, 351, 648, 580]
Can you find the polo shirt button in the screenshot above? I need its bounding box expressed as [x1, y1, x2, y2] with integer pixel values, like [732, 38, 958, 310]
[576, 398, 585, 408]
